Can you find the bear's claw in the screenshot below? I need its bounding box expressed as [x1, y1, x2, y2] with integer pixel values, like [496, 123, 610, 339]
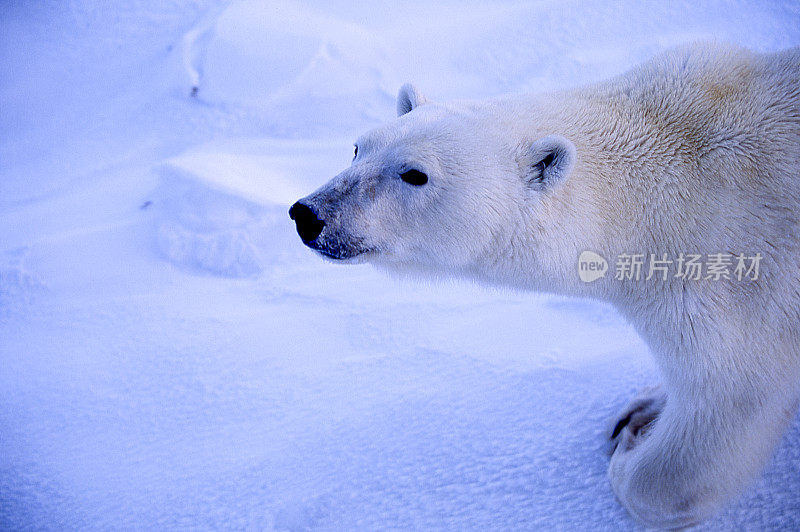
[609, 385, 666, 455]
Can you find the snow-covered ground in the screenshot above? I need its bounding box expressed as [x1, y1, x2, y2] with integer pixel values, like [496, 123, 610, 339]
[2, 1, 799, 529]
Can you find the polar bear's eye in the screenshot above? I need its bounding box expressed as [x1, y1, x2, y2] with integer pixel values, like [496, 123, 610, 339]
[353, 145, 358, 160]
[400, 169, 428, 186]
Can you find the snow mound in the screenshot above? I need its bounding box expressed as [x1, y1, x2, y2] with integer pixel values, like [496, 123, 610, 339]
[0, 248, 42, 316]
[152, 138, 349, 277]
[188, 0, 391, 136]
[153, 163, 274, 277]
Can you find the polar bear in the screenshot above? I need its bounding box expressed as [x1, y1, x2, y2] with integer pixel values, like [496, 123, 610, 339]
[289, 42, 800, 528]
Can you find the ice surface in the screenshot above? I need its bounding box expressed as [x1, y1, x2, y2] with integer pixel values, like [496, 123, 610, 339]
[1, 0, 799, 529]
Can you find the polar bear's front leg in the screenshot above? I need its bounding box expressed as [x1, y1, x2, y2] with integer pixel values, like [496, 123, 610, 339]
[607, 382, 798, 529]
[608, 396, 729, 528]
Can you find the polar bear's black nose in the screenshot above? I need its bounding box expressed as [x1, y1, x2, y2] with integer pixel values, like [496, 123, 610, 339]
[289, 201, 325, 242]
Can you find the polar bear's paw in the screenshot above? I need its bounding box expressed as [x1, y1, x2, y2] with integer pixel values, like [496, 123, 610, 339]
[609, 385, 666, 455]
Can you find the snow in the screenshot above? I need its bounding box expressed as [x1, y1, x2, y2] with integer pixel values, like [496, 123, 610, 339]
[1, 0, 799, 529]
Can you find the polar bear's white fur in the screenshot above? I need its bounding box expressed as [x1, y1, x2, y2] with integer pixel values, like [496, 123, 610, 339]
[290, 42, 800, 527]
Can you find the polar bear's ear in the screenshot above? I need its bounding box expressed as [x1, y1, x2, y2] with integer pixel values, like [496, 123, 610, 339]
[524, 135, 576, 190]
[397, 83, 427, 116]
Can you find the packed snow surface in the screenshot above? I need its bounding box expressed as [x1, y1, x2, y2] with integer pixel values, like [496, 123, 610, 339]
[2, 1, 799, 529]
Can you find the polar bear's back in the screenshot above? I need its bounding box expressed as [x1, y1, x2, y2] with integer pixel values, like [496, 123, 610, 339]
[605, 42, 800, 156]
[564, 43, 800, 292]
[581, 43, 800, 204]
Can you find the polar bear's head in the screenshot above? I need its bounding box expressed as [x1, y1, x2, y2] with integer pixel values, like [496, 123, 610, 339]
[290, 84, 577, 280]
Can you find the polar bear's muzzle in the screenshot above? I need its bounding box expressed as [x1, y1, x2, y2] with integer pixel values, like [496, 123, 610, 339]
[289, 199, 372, 262]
